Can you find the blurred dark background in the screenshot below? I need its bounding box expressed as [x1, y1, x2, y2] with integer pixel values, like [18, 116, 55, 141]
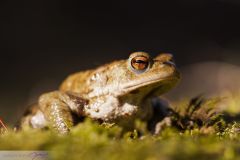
[1, 0, 240, 124]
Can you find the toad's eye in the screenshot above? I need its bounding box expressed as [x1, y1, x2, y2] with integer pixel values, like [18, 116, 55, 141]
[128, 52, 152, 74]
[131, 56, 149, 70]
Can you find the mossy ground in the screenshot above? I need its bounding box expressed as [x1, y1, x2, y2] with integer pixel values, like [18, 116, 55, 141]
[1, 95, 240, 160]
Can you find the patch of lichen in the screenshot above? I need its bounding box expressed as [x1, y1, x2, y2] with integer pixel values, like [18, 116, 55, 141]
[1, 96, 240, 160]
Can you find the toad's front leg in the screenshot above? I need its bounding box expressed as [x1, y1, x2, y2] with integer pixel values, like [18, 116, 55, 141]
[38, 91, 88, 134]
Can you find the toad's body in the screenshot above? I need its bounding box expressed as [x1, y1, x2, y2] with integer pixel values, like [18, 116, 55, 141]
[20, 52, 180, 134]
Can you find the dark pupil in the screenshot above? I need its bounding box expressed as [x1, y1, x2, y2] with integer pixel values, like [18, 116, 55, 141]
[135, 60, 147, 64]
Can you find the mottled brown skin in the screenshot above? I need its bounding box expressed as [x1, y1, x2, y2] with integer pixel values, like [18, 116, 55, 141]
[20, 52, 180, 134]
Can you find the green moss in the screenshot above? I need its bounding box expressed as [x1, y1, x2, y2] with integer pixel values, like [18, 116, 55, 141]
[1, 97, 240, 160]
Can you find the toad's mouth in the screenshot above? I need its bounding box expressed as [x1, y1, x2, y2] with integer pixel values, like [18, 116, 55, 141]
[88, 70, 180, 98]
[119, 71, 180, 96]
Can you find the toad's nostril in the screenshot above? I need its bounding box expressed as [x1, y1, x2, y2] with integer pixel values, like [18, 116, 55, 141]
[168, 57, 175, 63]
[163, 61, 176, 67]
